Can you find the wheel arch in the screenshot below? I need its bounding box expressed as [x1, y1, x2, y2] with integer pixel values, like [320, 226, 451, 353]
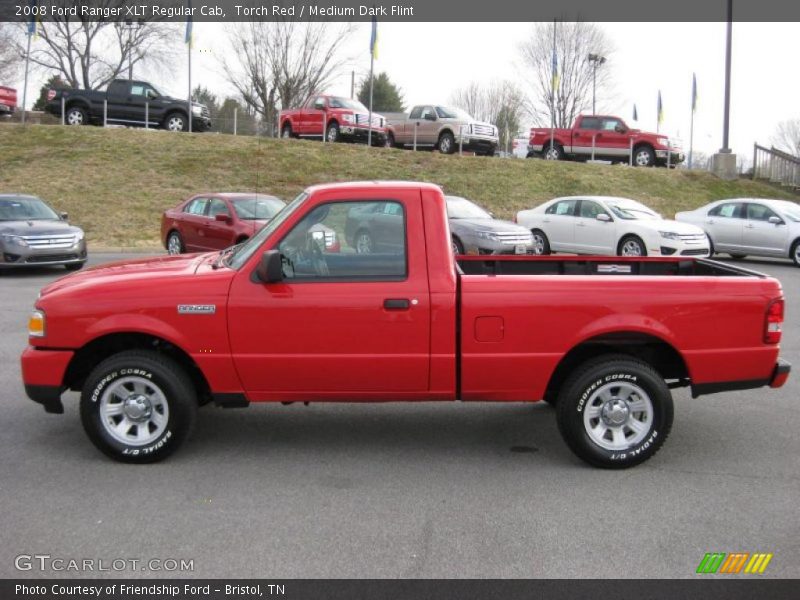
[543, 331, 690, 403]
[64, 331, 211, 405]
[64, 98, 91, 111]
[163, 108, 189, 124]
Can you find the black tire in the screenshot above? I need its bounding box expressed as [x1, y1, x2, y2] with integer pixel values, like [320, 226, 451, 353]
[64, 263, 84, 272]
[387, 132, 396, 148]
[166, 231, 184, 255]
[542, 143, 564, 161]
[556, 354, 673, 469]
[326, 121, 340, 143]
[65, 106, 88, 127]
[437, 131, 456, 154]
[235, 236, 249, 245]
[163, 112, 187, 132]
[452, 236, 465, 255]
[707, 236, 715, 256]
[728, 253, 747, 260]
[530, 229, 551, 255]
[632, 145, 655, 167]
[354, 229, 373, 254]
[281, 122, 293, 138]
[618, 235, 647, 257]
[80, 350, 197, 463]
[485, 148, 496, 157]
[791, 239, 800, 267]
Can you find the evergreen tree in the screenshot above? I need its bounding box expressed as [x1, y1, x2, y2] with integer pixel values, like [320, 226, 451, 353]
[357, 72, 405, 113]
[32, 75, 70, 111]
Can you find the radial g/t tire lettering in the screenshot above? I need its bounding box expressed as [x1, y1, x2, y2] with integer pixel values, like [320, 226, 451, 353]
[555, 354, 673, 469]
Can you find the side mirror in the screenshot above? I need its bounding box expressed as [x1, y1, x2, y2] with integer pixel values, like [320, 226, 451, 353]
[314, 102, 325, 111]
[215, 213, 231, 223]
[615, 125, 627, 134]
[147, 90, 159, 99]
[596, 213, 611, 222]
[768, 216, 783, 225]
[424, 113, 437, 121]
[60, 212, 69, 221]
[256, 250, 283, 283]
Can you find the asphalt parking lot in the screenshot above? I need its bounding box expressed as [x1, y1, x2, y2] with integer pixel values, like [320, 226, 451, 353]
[1, 253, 798, 579]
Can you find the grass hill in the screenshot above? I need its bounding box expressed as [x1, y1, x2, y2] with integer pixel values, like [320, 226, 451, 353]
[1, 123, 797, 248]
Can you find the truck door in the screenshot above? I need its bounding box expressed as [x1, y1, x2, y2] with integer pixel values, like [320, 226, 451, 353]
[227, 191, 432, 398]
[105, 80, 131, 124]
[570, 116, 602, 156]
[418, 106, 438, 145]
[305, 96, 326, 136]
[597, 117, 631, 160]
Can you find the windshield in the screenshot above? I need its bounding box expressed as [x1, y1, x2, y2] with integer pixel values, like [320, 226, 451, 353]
[772, 201, 800, 222]
[232, 196, 286, 220]
[0, 197, 60, 221]
[436, 106, 473, 120]
[328, 97, 368, 111]
[227, 192, 308, 269]
[605, 200, 660, 221]
[446, 196, 492, 220]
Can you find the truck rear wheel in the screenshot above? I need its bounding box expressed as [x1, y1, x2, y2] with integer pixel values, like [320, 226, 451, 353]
[80, 350, 197, 463]
[555, 355, 673, 469]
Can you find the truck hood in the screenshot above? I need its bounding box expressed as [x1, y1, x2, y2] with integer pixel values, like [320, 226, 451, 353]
[449, 218, 530, 234]
[0, 219, 83, 236]
[39, 252, 216, 298]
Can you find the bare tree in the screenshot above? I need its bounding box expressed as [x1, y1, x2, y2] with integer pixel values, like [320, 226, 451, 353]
[222, 20, 354, 136]
[14, 8, 178, 90]
[0, 23, 23, 82]
[519, 22, 614, 128]
[450, 80, 529, 151]
[771, 119, 800, 158]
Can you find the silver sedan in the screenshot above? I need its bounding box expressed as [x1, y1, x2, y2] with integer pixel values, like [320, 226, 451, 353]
[675, 198, 800, 266]
[446, 196, 534, 255]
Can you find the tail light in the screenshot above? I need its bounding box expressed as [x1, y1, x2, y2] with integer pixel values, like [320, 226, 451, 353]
[47, 89, 56, 101]
[764, 298, 784, 344]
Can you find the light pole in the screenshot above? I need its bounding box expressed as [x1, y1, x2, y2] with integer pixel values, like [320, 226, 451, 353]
[116, 19, 143, 81]
[588, 53, 606, 115]
[711, 0, 737, 179]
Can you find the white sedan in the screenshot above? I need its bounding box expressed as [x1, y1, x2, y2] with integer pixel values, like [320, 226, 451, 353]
[675, 198, 800, 267]
[516, 196, 710, 257]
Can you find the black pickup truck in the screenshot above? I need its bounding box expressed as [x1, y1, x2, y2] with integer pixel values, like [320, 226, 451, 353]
[45, 79, 211, 132]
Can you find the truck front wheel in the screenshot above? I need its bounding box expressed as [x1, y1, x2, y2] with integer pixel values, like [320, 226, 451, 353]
[65, 106, 88, 126]
[164, 113, 188, 132]
[556, 355, 673, 469]
[80, 350, 197, 463]
[633, 145, 655, 167]
[326, 121, 340, 143]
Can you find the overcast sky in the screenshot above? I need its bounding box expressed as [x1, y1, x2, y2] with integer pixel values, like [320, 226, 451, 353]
[14, 21, 800, 158]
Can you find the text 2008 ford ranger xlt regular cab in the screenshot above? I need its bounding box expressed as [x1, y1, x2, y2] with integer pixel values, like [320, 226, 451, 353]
[21, 182, 790, 467]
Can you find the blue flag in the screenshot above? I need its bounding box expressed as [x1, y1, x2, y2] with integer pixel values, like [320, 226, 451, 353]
[370, 16, 378, 59]
[27, 0, 38, 37]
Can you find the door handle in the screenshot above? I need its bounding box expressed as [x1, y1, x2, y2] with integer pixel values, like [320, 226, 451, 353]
[745, 224, 755, 229]
[383, 298, 411, 310]
[706, 219, 715, 224]
[576, 222, 586, 227]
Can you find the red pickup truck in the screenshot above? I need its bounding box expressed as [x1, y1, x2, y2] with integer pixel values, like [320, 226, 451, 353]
[528, 115, 684, 167]
[279, 95, 387, 146]
[0, 86, 17, 116]
[21, 182, 790, 468]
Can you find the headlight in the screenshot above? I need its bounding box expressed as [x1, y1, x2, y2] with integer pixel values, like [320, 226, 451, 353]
[476, 231, 499, 241]
[493, 126, 498, 136]
[657, 137, 670, 147]
[2, 234, 28, 247]
[28, 310, 45, 337]
[659, 231, 681, 240]
[75, 230, 85, 242]
[342, 114, 355, 123]
[191, 105, 203, 115]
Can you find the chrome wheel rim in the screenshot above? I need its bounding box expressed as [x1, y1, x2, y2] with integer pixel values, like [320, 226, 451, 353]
[532, 233, 546, 255]
[794, 244, 800, 265]
[583, 382, 653, 451]
[327, 126, 338, 142]
[282, 127, 291, 138]
[621, 239, 643, 256]
[99, 376, 169, 446]
[355, 232, 372, 254]
[635, 151, 651, 166]
[66, 110, 84, 126]
[544, 147, 560, 160]
[167, 116, 185, 132]
[440, 136, 452, 153]
[167, 234, 181, 255]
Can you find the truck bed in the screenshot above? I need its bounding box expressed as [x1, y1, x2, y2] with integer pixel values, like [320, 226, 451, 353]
[457, 255, 764, 278]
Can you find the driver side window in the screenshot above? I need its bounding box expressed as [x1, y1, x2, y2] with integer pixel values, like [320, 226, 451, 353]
[278, 200, 407, 281]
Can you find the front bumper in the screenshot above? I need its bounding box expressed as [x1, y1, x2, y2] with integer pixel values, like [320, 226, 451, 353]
[1, 241, 87, 268]
[340, 125, 387, 145]
[0, 104, 13, 115]
[191, 116, 212, 132]
[21, 346, 74, 414]
[457, 133, 499, 154]
[656, 148, 685, 164]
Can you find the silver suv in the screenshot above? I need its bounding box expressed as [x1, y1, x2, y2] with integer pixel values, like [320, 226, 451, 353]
[0, 194, 87, 271]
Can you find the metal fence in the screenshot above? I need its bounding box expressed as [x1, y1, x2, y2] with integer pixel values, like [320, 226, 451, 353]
[752, 144, 800, 189]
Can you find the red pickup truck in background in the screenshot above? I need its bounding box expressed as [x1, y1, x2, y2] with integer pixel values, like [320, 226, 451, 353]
[279, 95, 388, 146]
[21, 182, 789, 468]
[528, 115, 684, 167]
[0, 86, 17, 117]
